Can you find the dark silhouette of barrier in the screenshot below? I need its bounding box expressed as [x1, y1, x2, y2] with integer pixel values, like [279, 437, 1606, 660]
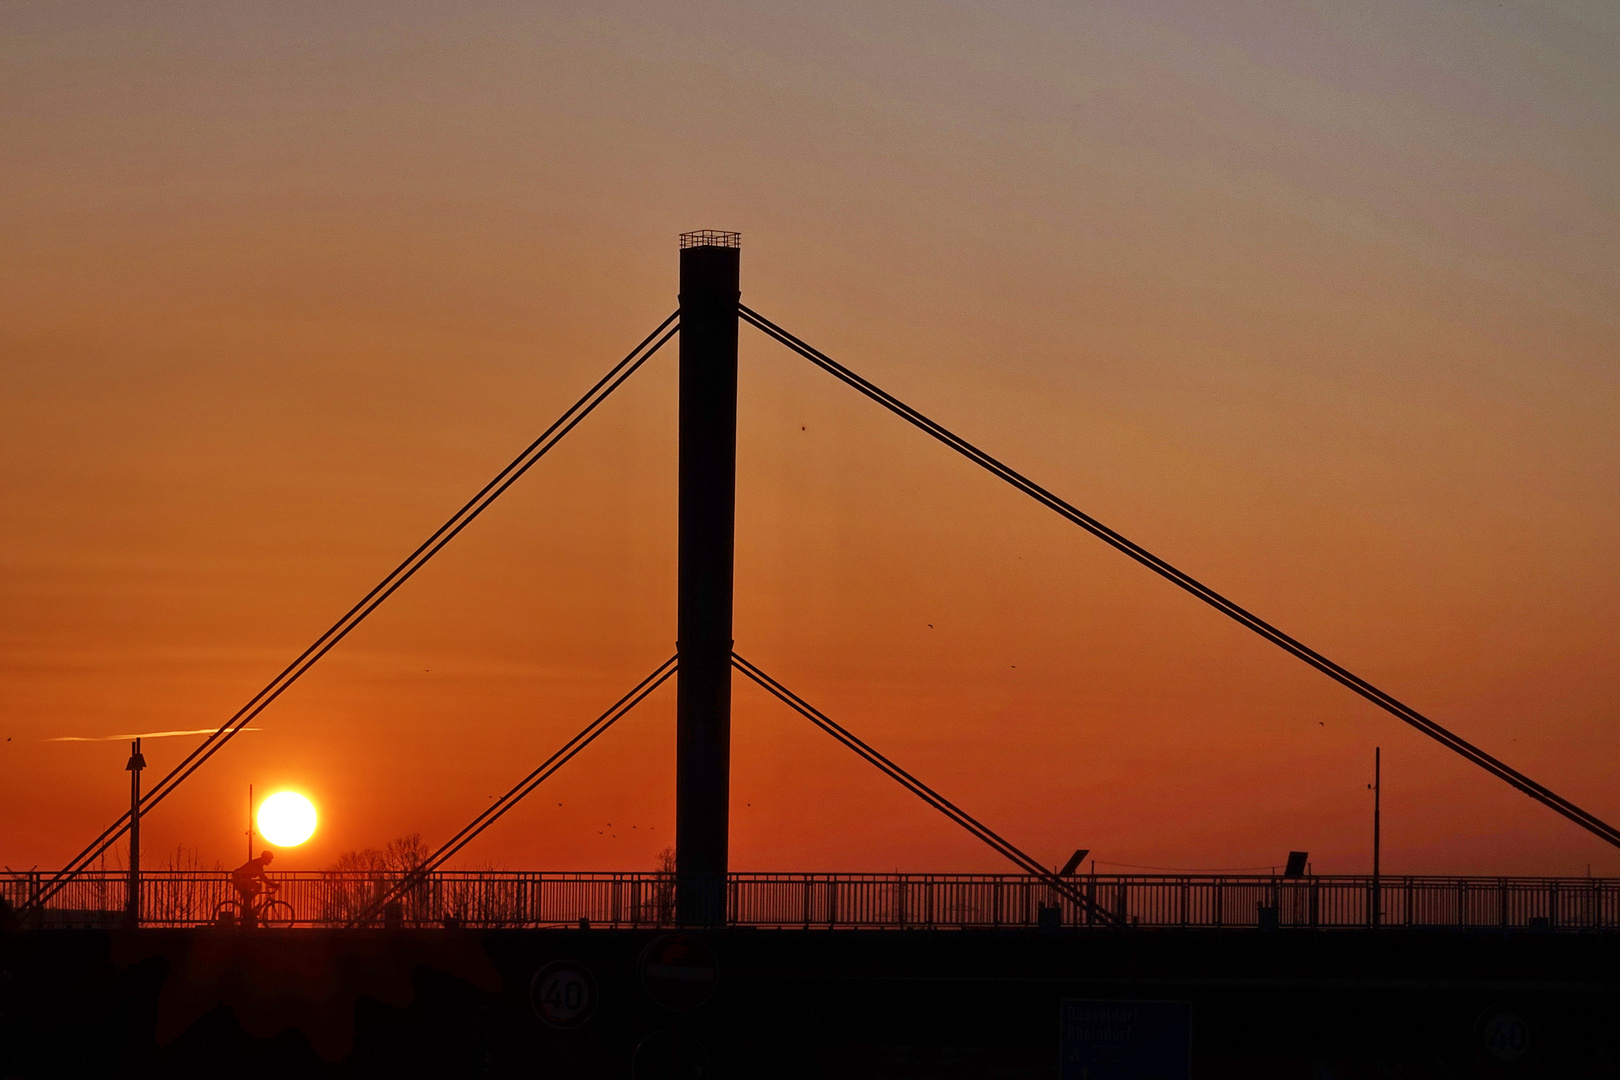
[8, 868, 1617, 931]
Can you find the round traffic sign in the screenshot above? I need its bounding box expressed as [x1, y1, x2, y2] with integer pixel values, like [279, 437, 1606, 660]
[530, 959, 598, 1028]
[1479, 1011, 1529, 1061]
[632, 1029, 710, 1080]
[639, 933, 718, 1011]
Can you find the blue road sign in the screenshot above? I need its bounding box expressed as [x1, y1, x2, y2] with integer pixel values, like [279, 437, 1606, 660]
[1060, 999, 1191, 1080]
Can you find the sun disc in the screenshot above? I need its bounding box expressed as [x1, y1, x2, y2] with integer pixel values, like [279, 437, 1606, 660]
[257, 791, 317, 847]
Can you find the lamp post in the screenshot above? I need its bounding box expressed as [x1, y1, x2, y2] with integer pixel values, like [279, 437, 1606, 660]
[125, 738, 145, 928]
[1372, 746, 1382, 929]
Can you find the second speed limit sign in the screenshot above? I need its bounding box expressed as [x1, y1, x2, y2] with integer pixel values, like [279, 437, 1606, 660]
[530, 960, 598, 1029]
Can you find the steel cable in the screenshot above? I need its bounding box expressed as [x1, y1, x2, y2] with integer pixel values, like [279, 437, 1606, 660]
[37, 315, 679, 908]
[740, 303, 1620, 852]
[732, 652, 1119, 925]
[347, 655, 678, 927]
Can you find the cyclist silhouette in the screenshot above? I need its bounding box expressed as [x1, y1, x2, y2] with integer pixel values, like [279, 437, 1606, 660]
[229, 849, 276, 926]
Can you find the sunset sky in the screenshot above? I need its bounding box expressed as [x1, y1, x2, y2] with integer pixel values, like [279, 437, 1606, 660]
[3, 1, 1617, 877]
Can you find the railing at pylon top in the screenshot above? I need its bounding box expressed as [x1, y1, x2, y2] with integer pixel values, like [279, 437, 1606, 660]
[679, 229, 741, 249]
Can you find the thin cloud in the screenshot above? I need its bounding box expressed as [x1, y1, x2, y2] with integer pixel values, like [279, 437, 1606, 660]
[46, 728, 261, 742]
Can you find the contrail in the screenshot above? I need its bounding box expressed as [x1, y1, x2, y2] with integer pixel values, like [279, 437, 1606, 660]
[46, 728, 261, 743]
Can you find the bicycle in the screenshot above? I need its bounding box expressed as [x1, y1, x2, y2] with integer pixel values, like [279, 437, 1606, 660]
[212, 890, 295, 928]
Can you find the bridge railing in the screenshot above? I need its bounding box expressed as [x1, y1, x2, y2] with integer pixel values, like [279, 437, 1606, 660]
[4, 870, 1616, 930]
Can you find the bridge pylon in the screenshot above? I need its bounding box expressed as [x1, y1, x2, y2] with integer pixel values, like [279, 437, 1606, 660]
[676, 230, 741, 924]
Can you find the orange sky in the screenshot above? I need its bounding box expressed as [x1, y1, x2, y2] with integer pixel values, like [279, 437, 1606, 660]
[3, 1, 1618, 877]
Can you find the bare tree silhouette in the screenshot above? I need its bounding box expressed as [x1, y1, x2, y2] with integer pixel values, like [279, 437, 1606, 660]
[324, 834, 431, 924]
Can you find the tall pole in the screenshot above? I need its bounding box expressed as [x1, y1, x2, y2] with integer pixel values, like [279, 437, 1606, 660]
[1372, 746, 1381, 929]
[247, 783, 254, 862]
[125, 738, 145, 929]
[676, 230, 740, 925]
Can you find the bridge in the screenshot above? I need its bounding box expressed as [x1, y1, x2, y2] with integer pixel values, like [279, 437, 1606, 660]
[13, 230, 1620, 930]
[9, 232, 1620, 1078]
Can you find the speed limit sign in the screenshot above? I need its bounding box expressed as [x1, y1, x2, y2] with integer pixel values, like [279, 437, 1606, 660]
[1480, 1011, 1529, 1061]
[530, 960, 598, 1029]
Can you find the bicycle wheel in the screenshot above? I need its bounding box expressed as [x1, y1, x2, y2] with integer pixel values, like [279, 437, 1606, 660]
[211, 898, 245, 927]
[258, 899, 296, 928]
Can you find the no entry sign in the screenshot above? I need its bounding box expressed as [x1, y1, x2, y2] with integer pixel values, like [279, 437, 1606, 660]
[639, 934, 718, 1011]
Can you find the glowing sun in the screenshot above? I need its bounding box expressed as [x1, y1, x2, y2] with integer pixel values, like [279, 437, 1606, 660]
[257, 791, 317, 847]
